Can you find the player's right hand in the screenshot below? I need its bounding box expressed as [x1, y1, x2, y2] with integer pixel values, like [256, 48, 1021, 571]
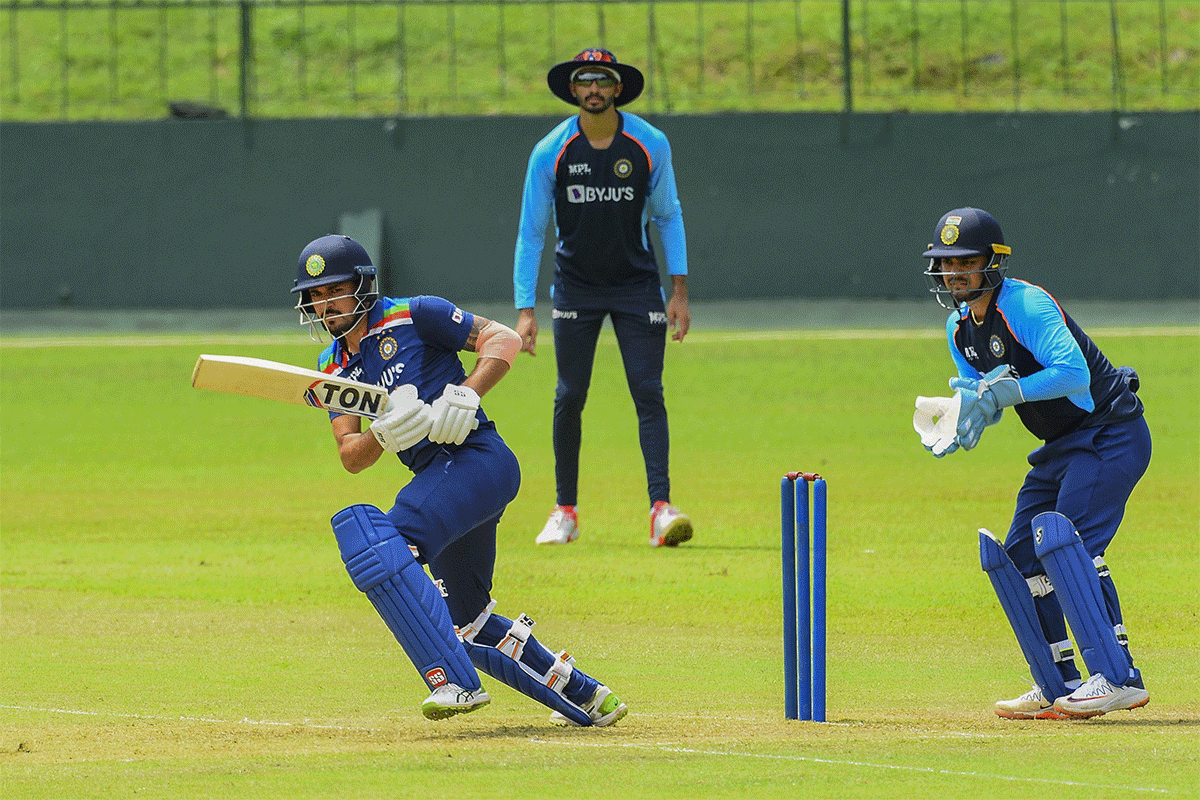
[515, 309, 538, 356]
[369, 384, 433, 453]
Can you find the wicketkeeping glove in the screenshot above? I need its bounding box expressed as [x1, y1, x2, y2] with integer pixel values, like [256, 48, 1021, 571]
[913, 395, 961, 458]
[949, 365, 1024, 450]
[369, 384, 433, 453]
[428, 384, 481, 446]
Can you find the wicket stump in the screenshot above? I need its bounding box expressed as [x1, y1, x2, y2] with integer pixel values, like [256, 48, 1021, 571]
[782, 471, 827, 721]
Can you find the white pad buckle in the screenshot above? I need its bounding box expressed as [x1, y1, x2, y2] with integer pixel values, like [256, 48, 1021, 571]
[1050, 638, 1076, 664]
[497, 613, 536, 661]
[1026, 573, 1055, 598]
[545, 650, 575, 696]
[458, 599, 497, 644]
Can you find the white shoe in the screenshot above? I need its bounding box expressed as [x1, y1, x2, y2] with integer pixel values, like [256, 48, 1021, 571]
[1053, 673, 1149, 718]
[994, 684, 1068, 720]
[421, 683, 491, 720]
[549, 685, 628, 727]
[649, 501, 693, 547]
[536, 506, 579, 545]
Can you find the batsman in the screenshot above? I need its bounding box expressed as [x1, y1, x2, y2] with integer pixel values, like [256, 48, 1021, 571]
[914, 208, 1151, 720]
[290, 233, 627, 726]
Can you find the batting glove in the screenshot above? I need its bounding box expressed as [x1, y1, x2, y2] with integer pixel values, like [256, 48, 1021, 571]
[428, 384, 480, 446]
[369, 384, 433, 453]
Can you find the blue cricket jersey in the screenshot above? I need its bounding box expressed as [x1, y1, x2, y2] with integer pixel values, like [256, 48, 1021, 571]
[946, 278, 1143, 442]
[316, 296, 492, 471]
[513, 111, 687, 309]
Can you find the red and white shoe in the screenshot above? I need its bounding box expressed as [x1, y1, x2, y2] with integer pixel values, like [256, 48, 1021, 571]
[535, 505, 580, 545]
[994, 685, 1069, 720]
[649, 501, 693, 547]
[1053, 673, 1149, 718]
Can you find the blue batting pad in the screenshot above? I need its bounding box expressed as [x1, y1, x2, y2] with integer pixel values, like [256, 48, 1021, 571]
[464, 643, 593, 726]
[980, 530, 1070, 700]
[1032, 511, 1133, 686]
[332, 504, 480, 692]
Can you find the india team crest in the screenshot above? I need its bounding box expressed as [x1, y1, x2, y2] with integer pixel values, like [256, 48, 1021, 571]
[989, 335, 1005, 358]
[380, 336, 398, 360]
[305, 254, 326, 276]
[940, 224, 960, 245]
[614, 158, 633, 179]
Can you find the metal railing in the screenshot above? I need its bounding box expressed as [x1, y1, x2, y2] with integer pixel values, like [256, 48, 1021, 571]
[1, 0, 1196, 120]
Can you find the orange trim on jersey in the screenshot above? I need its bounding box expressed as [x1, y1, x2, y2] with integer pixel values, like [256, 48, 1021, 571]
[622, 132, 653, 171]
[995, 278, 1066, 345]
[555, 132, 582, 175]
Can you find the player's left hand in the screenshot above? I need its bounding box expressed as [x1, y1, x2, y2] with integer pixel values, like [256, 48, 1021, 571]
[428, 384, 481, 445]
[949, 365, 1023, 450]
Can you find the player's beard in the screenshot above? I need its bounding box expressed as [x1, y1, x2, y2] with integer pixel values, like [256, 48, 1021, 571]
[580, 92, 615, 114]
[323, 310, 360, 340]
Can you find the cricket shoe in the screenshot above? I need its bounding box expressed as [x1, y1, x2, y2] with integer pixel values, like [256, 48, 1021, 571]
[1053, 673, 1149, 718]
[994, 685, 1069, 720]
[535, 505, 580, 545]
[421, 684, 491, 720]
[649, 501, 693, 547]
[550, 686, 628, 727]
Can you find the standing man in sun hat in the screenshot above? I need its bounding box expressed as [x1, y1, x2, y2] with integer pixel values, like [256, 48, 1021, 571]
[513, 47, 695, 549]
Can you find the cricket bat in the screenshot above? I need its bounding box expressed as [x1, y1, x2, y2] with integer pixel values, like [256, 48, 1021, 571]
[191, 354, 389, 419]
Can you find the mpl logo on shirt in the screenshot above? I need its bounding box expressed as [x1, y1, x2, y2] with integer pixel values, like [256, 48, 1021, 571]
[566, 185, 635, 203]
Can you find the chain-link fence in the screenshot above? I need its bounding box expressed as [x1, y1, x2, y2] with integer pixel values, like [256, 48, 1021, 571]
[2, 0, 1197, 120]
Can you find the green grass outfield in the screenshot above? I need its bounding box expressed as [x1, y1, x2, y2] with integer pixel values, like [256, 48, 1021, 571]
[1, 305, 1197, 798]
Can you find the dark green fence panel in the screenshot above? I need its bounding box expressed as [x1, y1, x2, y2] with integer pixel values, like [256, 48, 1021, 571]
[1, 111, 1196, 310]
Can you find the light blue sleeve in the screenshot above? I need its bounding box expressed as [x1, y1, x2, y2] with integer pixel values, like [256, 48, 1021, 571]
[998, 281, 1091, 406]
[630, 115, 687, 276]
[946, 311, 978, 379]
[513, 121, 571, 309]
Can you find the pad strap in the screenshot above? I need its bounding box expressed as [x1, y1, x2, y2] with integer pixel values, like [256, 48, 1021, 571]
[497, 614, 536, 661]
[1026, 574, 1055, 598]
[1050, 639, 1076, 664]
[545, 651, 576, 696]
[458, 599, 497, 644]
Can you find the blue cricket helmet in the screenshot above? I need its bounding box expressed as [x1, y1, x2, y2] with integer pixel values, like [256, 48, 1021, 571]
[923, 207, 1010, 260]
[922, 208, 1012, 309]
[291, 234, 379, 340]
[292, 234, 377, 295]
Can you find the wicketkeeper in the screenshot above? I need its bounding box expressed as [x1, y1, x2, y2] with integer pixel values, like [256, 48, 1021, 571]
[913, 208, 1151, 719]
[290, 233, 627, 726]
